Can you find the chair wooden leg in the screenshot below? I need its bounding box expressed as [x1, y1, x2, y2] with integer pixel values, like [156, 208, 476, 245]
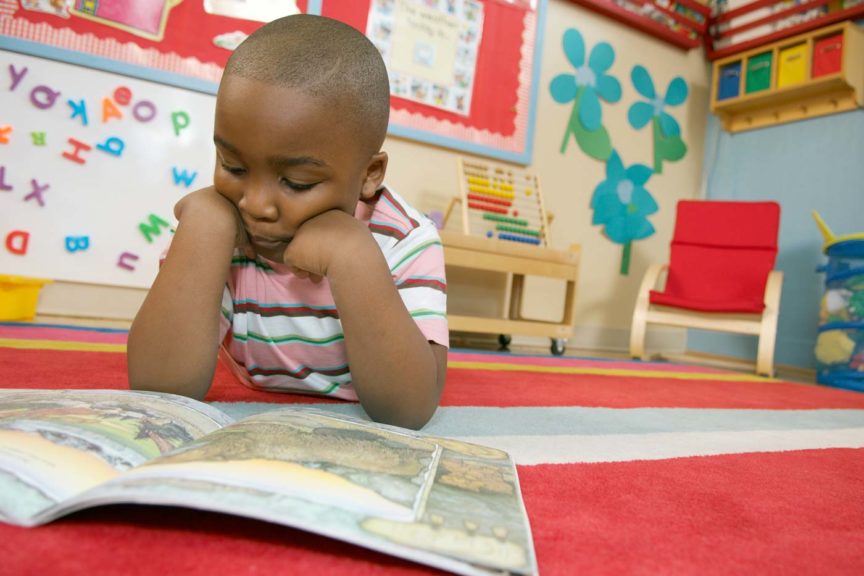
[756, 270, 784, 377]
[630, 309, 648, 360]
[630, 264, 667, 360]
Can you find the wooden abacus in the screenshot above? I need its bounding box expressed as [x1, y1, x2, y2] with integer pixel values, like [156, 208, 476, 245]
[444, 158, 551, 247]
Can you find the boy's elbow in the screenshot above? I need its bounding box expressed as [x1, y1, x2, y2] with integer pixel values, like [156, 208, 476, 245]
[127, 361, 211, 401]
[368, 401, 438, 430]
[364, 382, 442, 430]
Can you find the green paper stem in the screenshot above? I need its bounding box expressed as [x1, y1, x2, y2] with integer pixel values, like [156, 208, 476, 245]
[652, 118, 663, 174]
[620, 241, 631, 276]
[652, 116, 687, 174]
[560, 87, 584, 154]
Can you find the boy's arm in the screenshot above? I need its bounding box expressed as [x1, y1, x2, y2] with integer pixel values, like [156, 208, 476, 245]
[330, 239, 446, 430]
[282, 210, 446, 430]
[127, 187, 238, 399]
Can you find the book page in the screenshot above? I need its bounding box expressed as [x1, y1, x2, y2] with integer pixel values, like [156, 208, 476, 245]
[0, 389, 232, 526]
[70, 410, 441, 522]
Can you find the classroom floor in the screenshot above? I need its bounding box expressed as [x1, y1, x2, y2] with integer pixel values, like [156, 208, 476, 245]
[29, 314, 816, 385]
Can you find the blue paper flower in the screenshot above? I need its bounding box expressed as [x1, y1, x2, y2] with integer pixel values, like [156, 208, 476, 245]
[627, 65, 688, 174]
[550, 29, 622, 131]
[627, 65, 688, 136]
[591, 150, 657, 245]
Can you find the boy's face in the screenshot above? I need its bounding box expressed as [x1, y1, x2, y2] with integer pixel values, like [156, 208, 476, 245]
[212, 75, 386, 256]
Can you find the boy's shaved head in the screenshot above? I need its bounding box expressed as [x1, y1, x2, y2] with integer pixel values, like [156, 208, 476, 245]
[223, 14, 390, 155]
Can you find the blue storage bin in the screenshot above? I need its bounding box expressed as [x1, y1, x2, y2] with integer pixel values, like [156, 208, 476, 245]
[717, 62, 742, 101]
[815, 239, 864, 391]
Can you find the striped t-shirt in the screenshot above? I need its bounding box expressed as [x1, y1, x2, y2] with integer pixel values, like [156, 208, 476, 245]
[216, 186, 448, 400]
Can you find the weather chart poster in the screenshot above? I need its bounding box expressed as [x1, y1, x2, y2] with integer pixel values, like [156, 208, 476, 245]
[367, 0, 484, 116]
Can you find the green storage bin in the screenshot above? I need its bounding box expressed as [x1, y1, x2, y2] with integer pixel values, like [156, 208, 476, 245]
[745, 52, 773, 94]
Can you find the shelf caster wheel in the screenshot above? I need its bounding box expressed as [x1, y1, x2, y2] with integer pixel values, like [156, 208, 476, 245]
[550, 338, 566, 356]
[498, 334, 512, 350]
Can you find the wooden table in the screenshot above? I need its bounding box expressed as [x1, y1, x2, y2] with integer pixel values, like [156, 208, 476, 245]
[439, 230, 581, 355]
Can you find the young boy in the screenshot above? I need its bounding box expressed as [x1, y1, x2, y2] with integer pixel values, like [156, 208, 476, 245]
[128, 15, 448, 430]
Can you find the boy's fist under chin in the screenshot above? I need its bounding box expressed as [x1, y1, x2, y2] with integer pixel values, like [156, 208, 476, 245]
[247, 209, 375, 283]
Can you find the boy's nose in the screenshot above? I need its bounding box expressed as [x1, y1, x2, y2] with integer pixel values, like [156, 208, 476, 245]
[239, 183, 278, 221]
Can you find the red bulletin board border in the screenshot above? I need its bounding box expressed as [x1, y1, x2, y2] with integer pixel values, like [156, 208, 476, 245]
[0, 0, 309, 86]
[0, 0, 546, 163]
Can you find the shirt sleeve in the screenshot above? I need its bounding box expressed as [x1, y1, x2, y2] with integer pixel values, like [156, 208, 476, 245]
[218, 283, 234, 344]
[385, 217, 449, 348]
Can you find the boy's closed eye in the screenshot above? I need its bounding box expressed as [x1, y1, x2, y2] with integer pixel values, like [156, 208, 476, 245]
[220, 162, 247, 176]
[279, 178, 318, 192]
[219, 162, 318, 192]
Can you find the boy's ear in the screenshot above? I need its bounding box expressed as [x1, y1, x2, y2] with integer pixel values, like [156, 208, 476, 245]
[360, 151, 388, 200]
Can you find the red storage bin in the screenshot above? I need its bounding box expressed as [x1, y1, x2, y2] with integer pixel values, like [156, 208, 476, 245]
[812, 33, 844, 78]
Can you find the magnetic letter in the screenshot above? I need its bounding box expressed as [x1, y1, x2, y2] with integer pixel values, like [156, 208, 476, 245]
[117, 251, 139, 271]
[114, 86, 132, 105]
[171, 111, 190, 136]
[138, 214, 171, 243]
[65, 236, 90, 252]
[30, 85, 61, 110]
[96, 136, 125, 157]
[31, 132, 46, 146]
[67, 99, 89, 126]
[133, 100, 157, 123]
[62, 138, 92, 164]
[171, 167, 198, 188]
[8, 64, 27, 91]
[24, 179, 49, 207]
[5, 230, 29, 255]
[102, 97, 123, 122]
[0, 126, 10, 144]
[0, 165, 12, 191]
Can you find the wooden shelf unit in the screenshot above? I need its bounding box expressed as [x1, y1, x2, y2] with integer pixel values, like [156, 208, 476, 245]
[710, 21, 864, 132]
[568, 0, 710, 50]
[440, 230, 581, 354]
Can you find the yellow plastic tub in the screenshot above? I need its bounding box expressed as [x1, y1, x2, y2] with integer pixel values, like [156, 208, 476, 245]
[0, 275, 52, 321]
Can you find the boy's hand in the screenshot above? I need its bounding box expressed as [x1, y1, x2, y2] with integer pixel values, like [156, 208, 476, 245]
[258, 209, 378, 282]
[174, 187, 255, 259]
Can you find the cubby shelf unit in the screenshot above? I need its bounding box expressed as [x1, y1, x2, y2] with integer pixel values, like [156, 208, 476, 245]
[710, 21, 864, 132]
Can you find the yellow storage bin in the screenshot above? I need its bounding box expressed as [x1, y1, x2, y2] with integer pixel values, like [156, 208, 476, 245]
[777, 43, 809, 88]
[0, 275, 52, 321]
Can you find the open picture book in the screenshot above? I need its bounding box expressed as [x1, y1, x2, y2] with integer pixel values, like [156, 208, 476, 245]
[0, 389, 537, 576]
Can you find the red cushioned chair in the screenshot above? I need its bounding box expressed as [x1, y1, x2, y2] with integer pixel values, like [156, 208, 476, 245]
[629, 200, 783, 376]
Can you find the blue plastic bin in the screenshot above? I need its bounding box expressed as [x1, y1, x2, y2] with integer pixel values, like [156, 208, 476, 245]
[815, 238, 864, 391]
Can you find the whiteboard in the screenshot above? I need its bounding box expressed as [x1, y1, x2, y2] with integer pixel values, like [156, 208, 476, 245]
[0, 49, 216, 288]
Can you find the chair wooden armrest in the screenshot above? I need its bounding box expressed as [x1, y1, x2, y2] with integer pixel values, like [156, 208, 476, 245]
[756, 270, 784, 376]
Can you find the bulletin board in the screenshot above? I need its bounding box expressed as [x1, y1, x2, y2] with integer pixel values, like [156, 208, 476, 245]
[0, 0, 547, 164]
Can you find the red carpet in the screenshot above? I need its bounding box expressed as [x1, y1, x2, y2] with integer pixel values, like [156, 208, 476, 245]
[2, 322, 864, 575]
